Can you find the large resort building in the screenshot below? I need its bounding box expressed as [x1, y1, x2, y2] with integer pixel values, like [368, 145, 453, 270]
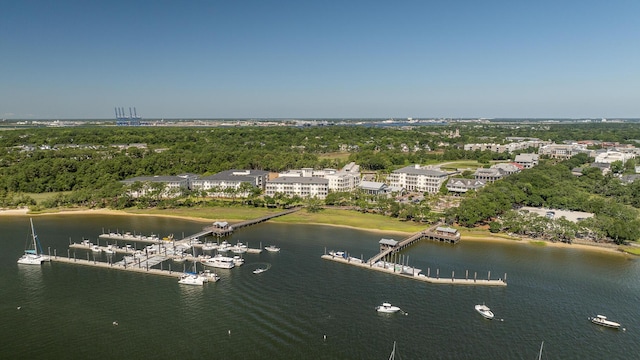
[191, 169, 269, 196]
[387, 164, 448, 194]
[121, 174, 195, 198]
[277, 162, 361, 192]
[265, 177, 329, 199]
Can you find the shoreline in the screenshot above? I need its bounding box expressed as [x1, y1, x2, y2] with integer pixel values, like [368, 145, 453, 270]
[1, 207, 632, 257]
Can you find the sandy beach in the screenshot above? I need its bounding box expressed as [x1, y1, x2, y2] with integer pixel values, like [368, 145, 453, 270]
[1, 207, 631, 257]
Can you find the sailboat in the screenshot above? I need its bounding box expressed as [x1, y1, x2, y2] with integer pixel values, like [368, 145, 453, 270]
[17, 218, 50, 265]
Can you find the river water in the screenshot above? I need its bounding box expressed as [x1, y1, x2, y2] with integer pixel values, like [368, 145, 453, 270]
[1, 215, 638, 359]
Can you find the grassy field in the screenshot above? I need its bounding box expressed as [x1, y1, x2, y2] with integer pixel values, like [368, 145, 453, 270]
[26, 192, 71, 204]
[270, 208, 427, 233]
[124, 207, 427, 233]
[317, 152, 351, 161]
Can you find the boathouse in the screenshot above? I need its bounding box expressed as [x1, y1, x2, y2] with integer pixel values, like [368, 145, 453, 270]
[379, 238, 398, 252]
[434, 226, 460, 241]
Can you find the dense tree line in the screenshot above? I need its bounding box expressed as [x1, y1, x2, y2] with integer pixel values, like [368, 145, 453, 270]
[2, 123, 640, 243]
[451, 153, 640, 243]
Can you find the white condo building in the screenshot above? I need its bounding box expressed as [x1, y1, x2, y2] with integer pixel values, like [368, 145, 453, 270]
[387, 164, 448, 194]
[265, 177, 329, 199]
[277, 162, 361, 192]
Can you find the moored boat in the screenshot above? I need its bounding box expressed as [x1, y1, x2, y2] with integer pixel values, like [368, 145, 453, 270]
[202, 242, 217, 251]
[199, 270, 220, 282]
[178, 273, 204, 286]
[230, 242, 248, 254]
[589, 314, 622, 329]
[17, 218, 50, 265]
[475, 304, 494, 320]
[201, 255, 235, 269]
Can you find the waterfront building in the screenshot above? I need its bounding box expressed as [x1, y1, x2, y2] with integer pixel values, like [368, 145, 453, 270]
[277, 162, 361, 192]
[387, 164, 448, 194]
[191, 169, 269, 197]
[265, 177, 329, 199]
[121, 174, 194, 198]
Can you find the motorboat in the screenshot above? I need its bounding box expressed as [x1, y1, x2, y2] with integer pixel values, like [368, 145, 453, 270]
[202, 242, 218, 251]
[217, 241, 231, 252]
[376, 302, 401, 313]
[201, 255, 235, 269]
[328, 250, 347, 259]
[104, 245, 117, 255]
[265, 245, 280, 252]
[178, 273, 204, 286]
[198, 270, 220, 282]
[230, 242, 248, 254]
[233, 255, 244, 266]
[475, 304, 494, 320]
[91, 245, 102, 253]
[589, 315, 622, 329]
[17, 218, 50, 265]
[253, 268, 267, 274]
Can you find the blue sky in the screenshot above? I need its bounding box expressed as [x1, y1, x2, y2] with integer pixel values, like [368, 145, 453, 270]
[1, 0, 639, 119]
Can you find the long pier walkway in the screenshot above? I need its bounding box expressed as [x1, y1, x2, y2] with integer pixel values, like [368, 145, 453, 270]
[173, 207, 302, 243]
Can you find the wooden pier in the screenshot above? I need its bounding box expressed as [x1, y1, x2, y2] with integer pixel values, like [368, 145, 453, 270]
[322, 253, 506, 286]
[173, 207, 302, 242]
[367, 225, 460, 264]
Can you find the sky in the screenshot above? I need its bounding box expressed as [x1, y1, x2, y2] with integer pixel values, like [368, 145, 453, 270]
[1, 0, 639, 119]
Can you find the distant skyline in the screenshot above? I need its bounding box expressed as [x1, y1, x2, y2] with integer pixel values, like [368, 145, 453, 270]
[2, 0, 639, 119]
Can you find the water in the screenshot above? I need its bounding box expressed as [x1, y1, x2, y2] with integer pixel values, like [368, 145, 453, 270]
[2, 215, 639, 359]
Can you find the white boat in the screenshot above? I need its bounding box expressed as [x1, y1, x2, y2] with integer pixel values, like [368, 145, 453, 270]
[105, 245, 116, 255]
[233, 255, 244, 266]
[265, 245, 280, 252]
[217, 241, 231, 252]
[178, 273, 204, 286]
[91, 245, 102, 253]
[253, 268, 267, 274]
[376, 302, 401, 313]
[199, 270, 220, 282]
[202, 242, 217, 251]
[589, 314, 622, 329]
[17, 218, 50, 265]
[201, 255, 235, 269]
[475, 304, 494, 320]
[230, 242, 248, 254]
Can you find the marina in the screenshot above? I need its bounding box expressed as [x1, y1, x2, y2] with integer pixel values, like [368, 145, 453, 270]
[5, 217, 640, 359]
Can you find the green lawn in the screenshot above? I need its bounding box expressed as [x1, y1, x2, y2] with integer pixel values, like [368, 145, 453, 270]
[123, 207, 428, 234]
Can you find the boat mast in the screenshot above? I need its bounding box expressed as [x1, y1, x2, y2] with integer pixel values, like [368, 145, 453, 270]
[388, 341, 396, 360]
[538, 341, 544, 360]
[30, 218, 39, 255]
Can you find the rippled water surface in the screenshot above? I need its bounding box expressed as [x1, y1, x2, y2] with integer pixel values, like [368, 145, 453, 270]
[1, 215, 639, 359]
